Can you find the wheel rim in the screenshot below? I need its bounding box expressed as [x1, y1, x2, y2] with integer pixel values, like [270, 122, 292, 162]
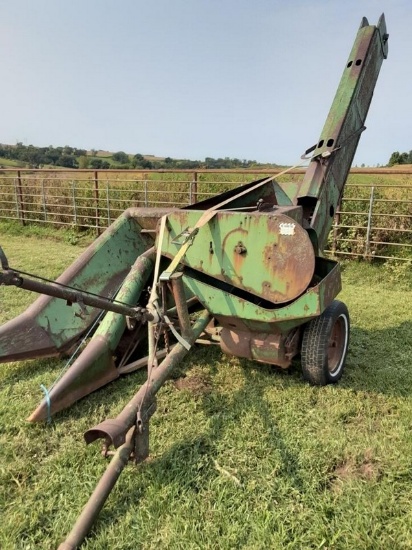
[327, 314, 348, 375]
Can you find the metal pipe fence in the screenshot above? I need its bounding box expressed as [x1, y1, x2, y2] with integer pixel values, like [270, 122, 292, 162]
[0, 168, 411, 261]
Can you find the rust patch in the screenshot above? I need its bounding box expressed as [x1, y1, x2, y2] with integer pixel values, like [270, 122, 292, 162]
[221, 225, 248, 282]
[260, 215, 315, 303]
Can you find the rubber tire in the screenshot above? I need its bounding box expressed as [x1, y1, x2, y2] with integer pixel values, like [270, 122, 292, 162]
[301, 300, 350, 386]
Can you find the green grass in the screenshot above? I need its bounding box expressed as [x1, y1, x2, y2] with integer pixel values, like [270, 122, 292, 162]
[0, 231, 412, 549]
[0, 219, 95, 244]
[0, 157, 27, 168]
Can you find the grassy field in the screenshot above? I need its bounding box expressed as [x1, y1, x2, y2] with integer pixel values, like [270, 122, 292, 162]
[0, 157, 28, 168]
[0, 226, 412, 549]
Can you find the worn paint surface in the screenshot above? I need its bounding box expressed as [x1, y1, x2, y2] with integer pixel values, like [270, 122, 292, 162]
[220, 328, 299, 368]
[28, 251, 155, 422]
[161, 210, 315, 305]
[181, 257, 341, 332]
[0, 208, 163, 362]
[295, 15, 388, 253]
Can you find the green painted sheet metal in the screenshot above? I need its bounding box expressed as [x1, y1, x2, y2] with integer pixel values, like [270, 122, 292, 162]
[296, 15, 388, 253]
[181, 257, 341, 333]
[37, 214, 149, 346]
[160, 209, 315, 305]
[184, 180, 293, 212]
[28, 250, 155, 422]
[0, 209, 153, 361]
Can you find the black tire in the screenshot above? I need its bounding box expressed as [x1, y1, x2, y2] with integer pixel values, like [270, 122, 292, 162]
[301, 300, 350, 386]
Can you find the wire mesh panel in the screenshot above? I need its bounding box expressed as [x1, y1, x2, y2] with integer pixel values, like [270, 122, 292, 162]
[0, 168, 411, 260]
[329, 181, 412, 261]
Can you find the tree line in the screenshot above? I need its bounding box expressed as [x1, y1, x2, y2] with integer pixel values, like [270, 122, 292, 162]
[0, 143, 279, 170]
[2, 142, 412, 170]
[0, 143, 86, 168]
[387, 151, 412, 166]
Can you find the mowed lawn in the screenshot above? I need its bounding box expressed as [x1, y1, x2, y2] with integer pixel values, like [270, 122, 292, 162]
[0, 227, 412, 549]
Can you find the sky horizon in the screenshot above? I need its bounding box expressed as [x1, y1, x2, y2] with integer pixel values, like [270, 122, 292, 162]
[2, 1, 411, 166]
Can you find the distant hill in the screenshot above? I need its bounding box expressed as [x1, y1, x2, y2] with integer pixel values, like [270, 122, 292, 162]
[0, 142, 280, 170]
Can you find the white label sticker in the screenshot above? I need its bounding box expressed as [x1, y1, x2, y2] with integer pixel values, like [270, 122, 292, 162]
[279, 222, 295, 236]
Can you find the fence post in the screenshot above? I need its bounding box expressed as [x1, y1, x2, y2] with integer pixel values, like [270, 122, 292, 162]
[190, 172, 198, 205]
[13, 178, 20, 221]
[144, 173, 148, 207]
[94, 171, 100, 236]
[16, 170, 26, 226]
[364, 186, 375, 259]
[71, 180, 77, 226]
[106, 180, 111, 227]
[331, 197, 342, 256]
[41, 178, 47, 221]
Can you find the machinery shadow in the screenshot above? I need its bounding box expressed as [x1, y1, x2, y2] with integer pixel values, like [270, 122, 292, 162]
[341, 320, 412, 397]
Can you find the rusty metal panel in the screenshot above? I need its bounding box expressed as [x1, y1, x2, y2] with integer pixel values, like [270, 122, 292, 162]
[27, 251, 155, 422]
[220, 328, 295, 368]
[161, 210, 315, 305]
[0, 208, 167, 363]
[181, 257, 341, 332]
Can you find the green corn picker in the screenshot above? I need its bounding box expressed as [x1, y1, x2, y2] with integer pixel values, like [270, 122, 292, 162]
[0, 15, 388, 549]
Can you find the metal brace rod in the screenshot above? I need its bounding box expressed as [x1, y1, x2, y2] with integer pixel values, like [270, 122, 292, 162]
[0, 264, 156, 322]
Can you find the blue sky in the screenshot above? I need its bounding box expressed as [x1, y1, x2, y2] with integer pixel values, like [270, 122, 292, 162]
[1, 1, 410, 166]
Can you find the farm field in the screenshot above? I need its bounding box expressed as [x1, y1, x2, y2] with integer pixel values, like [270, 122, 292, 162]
[0, 226, 412, 549]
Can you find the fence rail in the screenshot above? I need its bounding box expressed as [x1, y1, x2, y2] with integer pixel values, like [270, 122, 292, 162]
[0, 168, 411, 261]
